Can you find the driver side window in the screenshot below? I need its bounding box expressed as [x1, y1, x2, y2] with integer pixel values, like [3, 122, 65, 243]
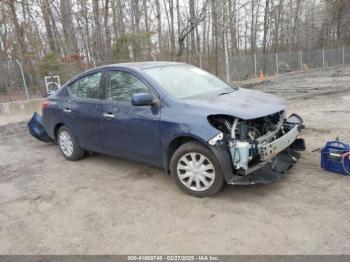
[106, 71, 149, 102]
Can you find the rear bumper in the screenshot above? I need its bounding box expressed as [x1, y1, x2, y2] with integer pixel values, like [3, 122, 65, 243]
[27, 112, 52, 143]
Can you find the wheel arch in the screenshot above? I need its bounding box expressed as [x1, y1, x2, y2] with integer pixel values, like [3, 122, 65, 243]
[165, 134, 235, 183]
[54, 123, 65, 142]
[165, 135, 209, 172]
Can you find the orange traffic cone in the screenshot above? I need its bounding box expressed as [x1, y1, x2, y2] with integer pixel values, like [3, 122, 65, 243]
[259, 70, 265, 81]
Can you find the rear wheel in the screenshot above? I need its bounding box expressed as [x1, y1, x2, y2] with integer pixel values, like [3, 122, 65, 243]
[57, 126, 85, 161]
[170, 141, 225, 197]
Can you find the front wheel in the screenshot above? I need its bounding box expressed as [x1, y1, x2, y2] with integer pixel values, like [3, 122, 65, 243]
[170, 141, 225, 197]
[57, 126, 85, 161]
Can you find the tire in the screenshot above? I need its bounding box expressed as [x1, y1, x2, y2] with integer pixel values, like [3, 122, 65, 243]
[57, 126, 85, 161]
[170, 141, 225, 197]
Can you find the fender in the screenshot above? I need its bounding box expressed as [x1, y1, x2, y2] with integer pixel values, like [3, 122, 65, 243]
[209, 143, 235, 182]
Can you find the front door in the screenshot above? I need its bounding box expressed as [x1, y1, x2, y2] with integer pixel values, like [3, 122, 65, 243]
[100, 69, 161, 164]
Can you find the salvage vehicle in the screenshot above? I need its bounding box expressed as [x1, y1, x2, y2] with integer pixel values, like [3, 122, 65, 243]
[31, 62, 305, 197]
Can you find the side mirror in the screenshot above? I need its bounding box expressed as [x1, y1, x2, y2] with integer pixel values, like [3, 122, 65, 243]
[131, 93, 155, 106]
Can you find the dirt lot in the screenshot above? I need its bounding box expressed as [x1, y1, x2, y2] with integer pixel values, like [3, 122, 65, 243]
[1, 66, 350, 254]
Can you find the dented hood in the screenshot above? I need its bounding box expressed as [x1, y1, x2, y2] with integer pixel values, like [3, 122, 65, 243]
[183, 87, 287, 120]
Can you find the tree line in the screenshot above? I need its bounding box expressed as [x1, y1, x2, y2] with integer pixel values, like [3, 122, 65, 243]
[0, 0, 350, 89]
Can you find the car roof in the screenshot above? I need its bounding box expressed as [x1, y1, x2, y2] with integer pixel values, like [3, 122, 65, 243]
[92, 61, 186, 70]
[61, 61, 188, 91]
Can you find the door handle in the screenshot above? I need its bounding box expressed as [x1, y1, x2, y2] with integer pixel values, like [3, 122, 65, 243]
[103, 112, 115, 118]
[63, 108, 71, 113]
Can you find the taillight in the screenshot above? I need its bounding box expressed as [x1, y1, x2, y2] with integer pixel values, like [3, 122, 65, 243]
[41, 100, 49, 110]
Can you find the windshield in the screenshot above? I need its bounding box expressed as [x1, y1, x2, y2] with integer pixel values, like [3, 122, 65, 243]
[144, 65, 236, 99]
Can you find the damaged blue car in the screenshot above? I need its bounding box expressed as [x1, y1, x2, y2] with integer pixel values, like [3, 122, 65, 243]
[30, 62, 305, 197]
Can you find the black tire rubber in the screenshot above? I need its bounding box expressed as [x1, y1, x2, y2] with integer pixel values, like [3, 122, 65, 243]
[170, 141, 225, 197]
[57, 126, 85, 161]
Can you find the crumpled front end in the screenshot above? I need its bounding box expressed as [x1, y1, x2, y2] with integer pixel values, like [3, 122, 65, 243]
[207, 112, 305, 185]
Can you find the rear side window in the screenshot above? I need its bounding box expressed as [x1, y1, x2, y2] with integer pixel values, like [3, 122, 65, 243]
[106, 71, 149, 102]
[67, 72, 102, 99]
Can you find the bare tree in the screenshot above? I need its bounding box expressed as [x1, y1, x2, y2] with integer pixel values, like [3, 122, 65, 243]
[291, 0, 302, 50]
[177, 0, 209, 58]
[41, 0, 56, 53]
[2, 0, 350, 97]
[262, 0, 270, 55]
[189, 0, 196, 55]
[7, 1, 26, 57]
[211, 0, 218, 73]
[155, 0, 163, 53]
[169, 0, 176, 57]
[104, 0, 112, 57]
[92, 0, 104, 59]
[60, 0, 79, 55]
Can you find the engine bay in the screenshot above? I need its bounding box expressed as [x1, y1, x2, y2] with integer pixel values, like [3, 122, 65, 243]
[208, 111, 304, 175]
[208, 111, 285, 141]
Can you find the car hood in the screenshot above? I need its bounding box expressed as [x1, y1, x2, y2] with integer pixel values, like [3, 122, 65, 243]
[183, 88, 287, 120]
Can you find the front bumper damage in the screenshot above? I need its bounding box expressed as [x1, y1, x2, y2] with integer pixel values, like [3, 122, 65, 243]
[210, 113, 306, 185]
[259, 124, 300, 161]
[227, 149, 301, 185]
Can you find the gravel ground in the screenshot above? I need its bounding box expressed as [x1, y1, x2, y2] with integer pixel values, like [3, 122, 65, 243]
[1, 66, 350, 254]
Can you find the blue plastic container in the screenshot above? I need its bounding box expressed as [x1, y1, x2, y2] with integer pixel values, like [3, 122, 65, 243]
[321, 140, 350, 175]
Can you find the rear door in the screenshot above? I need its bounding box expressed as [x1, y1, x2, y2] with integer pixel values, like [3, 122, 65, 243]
[63, 70, 107, 152]
[100, 69, 161, 164]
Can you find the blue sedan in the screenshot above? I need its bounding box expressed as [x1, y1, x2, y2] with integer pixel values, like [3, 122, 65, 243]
[39, 62, 305, 197]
